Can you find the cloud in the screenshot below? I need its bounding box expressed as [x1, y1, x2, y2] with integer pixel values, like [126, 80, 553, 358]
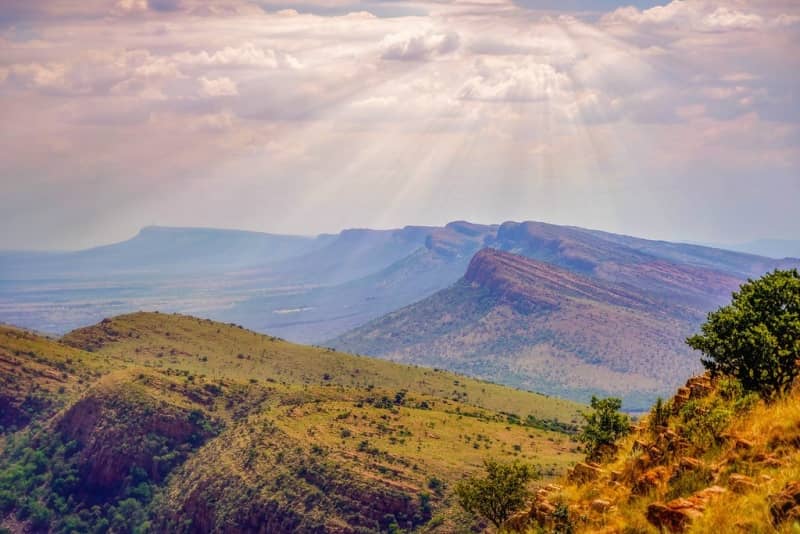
[381, 31, 459, 61]
[0, 0, 798, 248]
[199, 76, 238, 96]
[602, 1, 800, 32]
[148, 0, 182, 11]
[459, 58, 571, 102]
[174, 44, 289, 68]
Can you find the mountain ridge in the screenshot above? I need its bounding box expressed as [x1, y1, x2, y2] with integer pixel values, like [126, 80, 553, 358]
[330, 247, 716, 409]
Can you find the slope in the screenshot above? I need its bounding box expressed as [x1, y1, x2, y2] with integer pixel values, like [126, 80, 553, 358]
[0, 312, 584, 533]
[331, 249, 705, 410]
[219, 221, 498, 342]
[506, 373, 800, 534]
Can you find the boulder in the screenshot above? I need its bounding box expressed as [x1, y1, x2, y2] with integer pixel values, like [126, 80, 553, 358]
[770, 481, 800, 527]
[647, 499, 702, 533]
[633, 466, 670, 495]
[569, 462, 603, 483]
[686, 376, 712, 399]
[504, 509, 532, 532]
[647, 486, 726, 533]
[531, 499, 557, 526]
[678, 457, 704, 473]
[728, 474, 757, 494]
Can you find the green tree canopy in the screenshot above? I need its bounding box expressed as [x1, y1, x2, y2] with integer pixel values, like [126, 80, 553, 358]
[578, 396, 630, 461]
[455, 458, 537, 528]
[687, 269, 800, 398]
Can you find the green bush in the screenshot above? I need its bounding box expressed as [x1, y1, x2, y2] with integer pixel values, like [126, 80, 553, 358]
[455, 458, 537, 528]
[678, 399, 731, 450]
[578, 396, 630, 461]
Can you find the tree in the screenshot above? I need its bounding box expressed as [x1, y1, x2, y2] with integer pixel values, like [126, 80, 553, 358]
[687, 269, 800, 398]
[455, 458, 537, 528]
[578, 396, 630, 461]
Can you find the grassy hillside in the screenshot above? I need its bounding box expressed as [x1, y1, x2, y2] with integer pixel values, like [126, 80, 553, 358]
[502, 374, 800, 533]
[0, 325, 119, 433]
[62, 312, 580, 422]
[1, 312, 583, 533]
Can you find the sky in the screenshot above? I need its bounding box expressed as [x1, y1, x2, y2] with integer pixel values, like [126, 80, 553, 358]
[0, 0, 798, 250]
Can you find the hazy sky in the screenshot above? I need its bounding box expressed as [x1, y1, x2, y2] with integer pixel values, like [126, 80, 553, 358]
[1, 0, 798, 250]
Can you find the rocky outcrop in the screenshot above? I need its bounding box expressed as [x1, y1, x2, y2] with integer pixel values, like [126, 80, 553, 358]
[728, 474, 757, 494]
[672, 374, 713, 413]
[505, 483, 565, 532]
[633, 466, 670, 495]
[646, 486, 726, 533]
[568, 462, 603, 484]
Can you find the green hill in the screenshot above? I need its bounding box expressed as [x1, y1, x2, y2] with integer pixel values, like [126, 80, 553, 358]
[1, 312, 583, 533]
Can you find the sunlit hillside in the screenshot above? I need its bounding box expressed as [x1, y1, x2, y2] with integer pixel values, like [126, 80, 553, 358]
[0, 313, 583, 533]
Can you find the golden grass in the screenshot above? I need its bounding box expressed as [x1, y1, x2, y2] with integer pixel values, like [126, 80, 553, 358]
[524, 385, 800, 534]
[62, 312, 583, 424]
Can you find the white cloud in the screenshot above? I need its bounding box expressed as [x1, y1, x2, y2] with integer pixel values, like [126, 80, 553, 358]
[381, 31, 460, 61]
[199, 76, 238, 96]
[602, 1, 799, 32]
[459, 58, 571, 102]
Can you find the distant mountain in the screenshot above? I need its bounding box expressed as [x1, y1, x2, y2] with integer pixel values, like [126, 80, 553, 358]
[331, 249, 710, 410]
[0, 226, 324, 279]
[329, 223, 799, 409]
[491, 221, 793, 300]
[245, 226, 436, 286]
[221, 221, 498, 342]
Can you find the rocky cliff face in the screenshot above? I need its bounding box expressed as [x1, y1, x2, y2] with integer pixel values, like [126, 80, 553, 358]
[54, 373, 219, 494]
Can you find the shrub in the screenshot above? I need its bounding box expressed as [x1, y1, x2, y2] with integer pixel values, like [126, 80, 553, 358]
[578, 396, 631, 461]
[455, 458, 537, 528]
[648, 397, 670, 436]
[427, 476, 445, 496]
[552, 501, 575, 534]
[687, 269, 800, 398]
[678, 399, 730, 450]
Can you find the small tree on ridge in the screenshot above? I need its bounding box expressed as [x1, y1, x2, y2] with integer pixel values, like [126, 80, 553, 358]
[687, 269, 800, 398]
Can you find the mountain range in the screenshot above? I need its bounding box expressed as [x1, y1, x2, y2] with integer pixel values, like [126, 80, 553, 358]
[1, 220, 797, 408]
